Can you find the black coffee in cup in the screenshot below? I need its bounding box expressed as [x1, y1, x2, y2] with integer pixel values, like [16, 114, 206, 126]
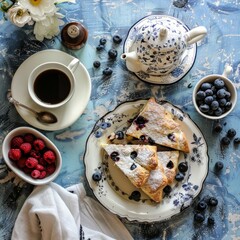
[34, 69, 71, 104]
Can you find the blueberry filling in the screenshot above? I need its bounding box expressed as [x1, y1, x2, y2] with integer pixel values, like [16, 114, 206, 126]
[135, 116, 148, 129]
[110, 151, 120, 161]
[130, 163, 137, 170]
[140, 135, 146, 141]
[168, 133, 176, 142]
[166, 160, 174, 169]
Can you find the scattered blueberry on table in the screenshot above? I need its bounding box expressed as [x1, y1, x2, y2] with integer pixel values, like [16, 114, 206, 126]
[103, 67, 113, 76]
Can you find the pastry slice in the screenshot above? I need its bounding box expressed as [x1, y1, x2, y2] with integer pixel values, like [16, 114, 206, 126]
[103, 144, 153, 188]
[140, 158, 168, 203]
[126, 98, 189, 153]
[157, 151, 179, 184]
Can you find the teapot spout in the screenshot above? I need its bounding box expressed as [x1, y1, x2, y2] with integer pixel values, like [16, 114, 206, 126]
[121, 51, 142, 73]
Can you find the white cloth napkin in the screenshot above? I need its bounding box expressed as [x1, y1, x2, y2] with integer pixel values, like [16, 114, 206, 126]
[11, 182, 133, 240]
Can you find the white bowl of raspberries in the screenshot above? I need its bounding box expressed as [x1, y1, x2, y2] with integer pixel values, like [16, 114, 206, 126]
[193, 69, 237, 120]
[2, 126, 62, 185]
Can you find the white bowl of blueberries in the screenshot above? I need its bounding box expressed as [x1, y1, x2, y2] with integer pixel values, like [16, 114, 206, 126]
[193, 66, 237, 120]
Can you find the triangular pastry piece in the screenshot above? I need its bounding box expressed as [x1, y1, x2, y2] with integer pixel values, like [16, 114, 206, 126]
[157, 151, 179, 184]
[126, 98, 189, 153]
[140, 158, 168, 203]
[103, 144, 159, 188]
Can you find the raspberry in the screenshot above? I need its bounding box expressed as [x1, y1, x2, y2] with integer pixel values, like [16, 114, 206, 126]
[17, 157, 27, 168]
[25, 157, 38, 168]
[23, 167, 32, 174]
[24, 133, 35, 143]
[39, 170, 47, 179]
[35, 164, 45, 171]
[10, 136, 24, 148]
[31, 169, 40, 179]
[46, 164, 56, 174]
[33, 139, 45, 151]
[38, 157, 47, 166]
[43, 150, 56, 164]
[29, 150, 41, 159]
[8, 149, 22, 161]
[20, 142, 32, 154]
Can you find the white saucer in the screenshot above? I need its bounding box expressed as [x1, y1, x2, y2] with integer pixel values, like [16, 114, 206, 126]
[11, 49, 91, 131]
[123, 15, 197, 84]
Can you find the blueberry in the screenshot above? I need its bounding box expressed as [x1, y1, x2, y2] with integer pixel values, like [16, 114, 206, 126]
[197, 201, 207, 211]
[163, 185, 172, 194]
[115, 131, 124, 139]
[112, 35, 122, 44]
[130, 151, 138, 159]
[234, 137, 240, 144]
[208, 216, 215, 225]
[129, 191, 141, 201]
[110, 151, 120, 161]
[194, 213, 205, 223]
[214, 122, 223, 132]
[175, 172, 185, 181]
[196, 91, 206, 100]
[93, 61, 101, 68]
[130, 163, 137, 170]
[201, 82, 212, 91]
[99, 37, 107, 45]
[221, 136, 230, 145]
[227, 128, 236, 138]
[199, 104, 210, 113]
[100, 122, 110, 129]
[225, 91, 231, 99]
[208, 197, 218, 207]
[214, 78, 225, 88]
[96, 44, 104, 51]
[166, 160, 174, 169]
[95, 130, 103, 138]
[214, 107, 223, 116]
[205, 96, 214, 105]
[225, 101, 232, 110]
[108, 49, 118, 59]
[92, 171, 102, 181]
[211, 100, 219, 110]
[217, 89, 226, 98]
[178, 162, 188, 172]
[215, 161, 224, 171]
[205, 89, 213, 96]
[219, 98, 227, 107]
[103, 67, 113, 76]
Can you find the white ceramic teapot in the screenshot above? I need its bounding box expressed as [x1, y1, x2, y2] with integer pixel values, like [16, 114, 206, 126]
[121, 15, 207, 76]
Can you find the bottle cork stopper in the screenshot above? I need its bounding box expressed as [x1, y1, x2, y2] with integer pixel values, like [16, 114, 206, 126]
[61, 22, 88, 50]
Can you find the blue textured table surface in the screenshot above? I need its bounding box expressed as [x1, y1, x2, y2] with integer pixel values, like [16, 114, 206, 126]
[1, 0, 240, 239]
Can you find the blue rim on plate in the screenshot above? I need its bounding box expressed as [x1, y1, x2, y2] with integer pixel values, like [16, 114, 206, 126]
[83, 99, 209, 222]
[122, 15, 197, 85]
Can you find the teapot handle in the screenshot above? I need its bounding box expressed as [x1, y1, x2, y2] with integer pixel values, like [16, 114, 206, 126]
[185, 26, 207, 45]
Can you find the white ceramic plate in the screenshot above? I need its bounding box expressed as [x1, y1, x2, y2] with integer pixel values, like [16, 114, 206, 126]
[84, 99, 209, 222]
[11, 49, 91, 131]
[123, 15, 197, 84]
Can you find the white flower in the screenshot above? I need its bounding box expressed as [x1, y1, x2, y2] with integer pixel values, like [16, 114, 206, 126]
[33, 12, 64, 41]
[19, 0, 56, 18]
[7, 4, 32, 27]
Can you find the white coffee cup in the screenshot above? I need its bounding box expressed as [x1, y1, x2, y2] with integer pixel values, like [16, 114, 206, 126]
[28, 58, 79, 109]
